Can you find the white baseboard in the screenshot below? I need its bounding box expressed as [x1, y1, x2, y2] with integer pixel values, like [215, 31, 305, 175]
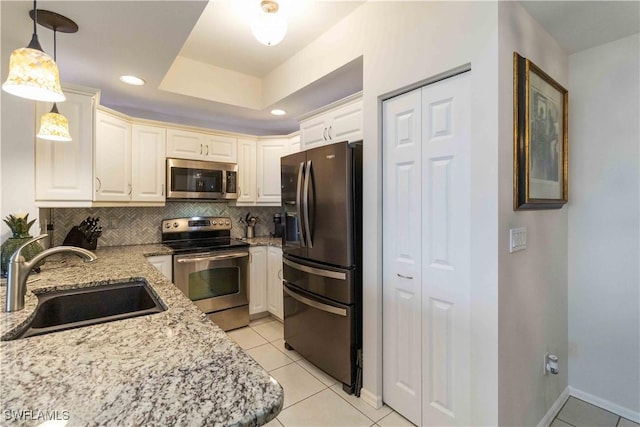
[360, 387, 383, 409]
[569, 386, 640, 423]
[537, 386, 570, 427]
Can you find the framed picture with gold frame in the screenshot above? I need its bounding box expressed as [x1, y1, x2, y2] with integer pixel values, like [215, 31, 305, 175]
[513, 52, 568, 210]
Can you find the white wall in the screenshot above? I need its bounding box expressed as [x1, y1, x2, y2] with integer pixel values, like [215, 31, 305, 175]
[269, 2, 500, 424]
[497, 3, 569, 426]
[568, 33, 640, 419]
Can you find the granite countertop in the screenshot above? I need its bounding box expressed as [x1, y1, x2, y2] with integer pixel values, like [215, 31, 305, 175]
[240, 237, 282, 248]
[0, 244, 283, 426]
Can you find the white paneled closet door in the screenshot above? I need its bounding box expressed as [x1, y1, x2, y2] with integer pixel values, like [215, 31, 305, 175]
[383, 71, 471, 427]
[382, 88, 423, 425]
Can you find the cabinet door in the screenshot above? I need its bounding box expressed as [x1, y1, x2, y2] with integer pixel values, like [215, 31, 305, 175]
[289, 134, 301, 154]
[147, 255, 172, 281]
[95, 110, 132, 202]
[132, 124, 166, 203]
[267, 246, 283, 320]
[166, 128, 205, 160]
[249, 246, 268, 315]
[205, 134, 237, 163]
[256, 139, 289, 204]
[300, 116, 329, 149]
[237, 138, 257, 204]
[35, 89, 95, 203]
[329, 99, 363, 143]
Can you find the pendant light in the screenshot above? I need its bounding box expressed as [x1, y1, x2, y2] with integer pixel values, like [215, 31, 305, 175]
[251, 0, 287, 46]
[35, 11, 78, 142]
[2, 1, 65, 102]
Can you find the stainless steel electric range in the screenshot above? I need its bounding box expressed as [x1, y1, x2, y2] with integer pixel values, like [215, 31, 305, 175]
[161, 216, 250, 331]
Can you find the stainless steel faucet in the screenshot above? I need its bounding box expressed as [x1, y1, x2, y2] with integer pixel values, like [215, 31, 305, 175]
[5, 234, 97, 312]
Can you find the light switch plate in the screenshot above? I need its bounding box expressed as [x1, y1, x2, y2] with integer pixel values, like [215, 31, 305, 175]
[509, 227, 527, 253]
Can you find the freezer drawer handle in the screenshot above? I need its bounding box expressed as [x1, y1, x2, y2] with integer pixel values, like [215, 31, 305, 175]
[283, 258, 346, 280]
[397, 273, 413, 280]
[176, 252, 249, 263]
[284, 286, 347, 317]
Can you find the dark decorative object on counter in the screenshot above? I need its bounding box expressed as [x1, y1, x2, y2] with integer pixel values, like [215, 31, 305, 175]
[1, 213, 44, 277]
[63, 216, 102, 250]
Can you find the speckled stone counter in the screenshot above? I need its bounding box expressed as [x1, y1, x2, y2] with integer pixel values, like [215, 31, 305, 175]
[240, 237, 282, 248]
[0, 244, 283, 426]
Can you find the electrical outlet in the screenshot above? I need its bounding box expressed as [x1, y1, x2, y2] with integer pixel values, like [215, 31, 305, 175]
[509, 227, 527, 253]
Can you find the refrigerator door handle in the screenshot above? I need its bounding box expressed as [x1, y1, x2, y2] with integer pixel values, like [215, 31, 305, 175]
[284, 285, 347, 317]
[283, 257, 347, 280]
[303, 160, 313, 248]
[296, 161, 306, 247]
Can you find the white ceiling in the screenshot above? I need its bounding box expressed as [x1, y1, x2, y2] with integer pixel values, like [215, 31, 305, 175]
[519, 1, 639, 54]
[1, 1, 638, 136]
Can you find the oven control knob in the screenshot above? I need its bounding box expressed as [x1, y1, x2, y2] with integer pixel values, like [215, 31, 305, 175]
[165, 223, 170, 229]
[173, 222, 178, 228]
[225, 220, 230, 226]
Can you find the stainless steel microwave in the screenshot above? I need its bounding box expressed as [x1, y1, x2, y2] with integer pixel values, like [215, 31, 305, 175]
[166, 158, 238, 200]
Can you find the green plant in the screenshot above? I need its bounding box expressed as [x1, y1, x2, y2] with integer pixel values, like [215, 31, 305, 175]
[3, 213, 37, 238]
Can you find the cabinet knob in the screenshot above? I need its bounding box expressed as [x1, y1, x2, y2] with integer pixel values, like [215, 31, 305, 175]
[128, 184, 132, 195]
[161, 184, 165, 196]
[328, 125, 333, 140]
[200, 144, 203, 155]
[95, 177, 102, 192]
[205, 144, 209, 155]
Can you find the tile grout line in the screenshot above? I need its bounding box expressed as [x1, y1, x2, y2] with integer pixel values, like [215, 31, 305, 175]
[325, 384, 386, 424]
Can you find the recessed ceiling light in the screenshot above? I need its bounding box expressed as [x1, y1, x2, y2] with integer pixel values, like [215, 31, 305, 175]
[271, 109, 286, 116]
[119, 75, 145, 86]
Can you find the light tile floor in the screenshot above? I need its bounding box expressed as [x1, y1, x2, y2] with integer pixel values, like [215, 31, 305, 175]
[227, 317, 413, 427]
[552, 397, 639, 427]
[229, 319, 639, 427]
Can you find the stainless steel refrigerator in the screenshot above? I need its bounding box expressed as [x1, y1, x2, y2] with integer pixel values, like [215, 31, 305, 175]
[280, 140, 362, 395]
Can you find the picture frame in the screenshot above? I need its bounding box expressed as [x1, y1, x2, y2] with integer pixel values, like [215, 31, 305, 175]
[513, 52, 568, 210]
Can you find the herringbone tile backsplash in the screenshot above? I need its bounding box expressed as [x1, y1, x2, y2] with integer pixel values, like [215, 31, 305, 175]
[50, 203, 280, 247]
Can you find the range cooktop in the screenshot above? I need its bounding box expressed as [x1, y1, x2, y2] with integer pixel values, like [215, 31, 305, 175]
[160, 217, 249, 254]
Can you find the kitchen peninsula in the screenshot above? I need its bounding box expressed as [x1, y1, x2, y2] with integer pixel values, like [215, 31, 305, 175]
[0, 245, 283, 426]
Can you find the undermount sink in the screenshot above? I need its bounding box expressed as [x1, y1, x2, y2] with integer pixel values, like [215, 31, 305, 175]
[5, 279, 166, 340]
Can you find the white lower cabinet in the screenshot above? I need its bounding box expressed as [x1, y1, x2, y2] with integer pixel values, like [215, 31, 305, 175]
[266, 246, 283, 320]
[249, 246, 268, 315]
[147, 255, 172, 281]
[249, 245, 283, 319]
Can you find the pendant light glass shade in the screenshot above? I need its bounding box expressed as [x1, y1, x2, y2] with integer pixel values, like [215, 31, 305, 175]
[37, 103, 71, 141]
[252, 0, 287, 46]
[2, 2, 65, 103]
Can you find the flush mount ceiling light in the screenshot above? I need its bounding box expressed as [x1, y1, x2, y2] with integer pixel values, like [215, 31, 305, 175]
[270, 109, 286, 116]
[2, 1, 65, 102]
[33, 9, 78, 142]
[119, 75, 146, 86]
[251, 0, 287, 46]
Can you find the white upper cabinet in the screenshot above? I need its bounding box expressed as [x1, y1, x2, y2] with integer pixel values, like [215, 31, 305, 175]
[166, 129, 204, 159]
[289, 133, 301, 154]
[95, 110, 132, 202]
[299, 94, 362, 150]
[167, 128, 237, 162]
[95, 110, 166, 205]
[236, 138, 257, 205]
[204, 134, 237, 163]
[256, 139, 289, 204]
[131, 124, 166, 203]
[35, 87, 97, 206]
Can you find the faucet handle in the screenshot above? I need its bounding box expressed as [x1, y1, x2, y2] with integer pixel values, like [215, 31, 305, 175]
[9, 234, 48, 262]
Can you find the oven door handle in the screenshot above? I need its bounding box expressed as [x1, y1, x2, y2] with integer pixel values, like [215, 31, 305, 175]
[176, 252, 249, 263]
[284, 286, 347, 317]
